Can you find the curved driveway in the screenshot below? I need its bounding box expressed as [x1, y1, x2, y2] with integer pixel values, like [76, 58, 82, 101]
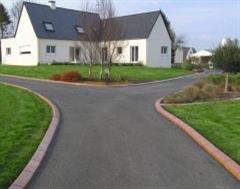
[0, 74, 239, 189]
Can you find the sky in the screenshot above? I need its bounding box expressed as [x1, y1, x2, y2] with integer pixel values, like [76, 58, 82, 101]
[1, 0, 240, 50]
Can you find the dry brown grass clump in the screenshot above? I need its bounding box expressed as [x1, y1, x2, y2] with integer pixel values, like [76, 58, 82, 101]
[164, 80, 223, 104]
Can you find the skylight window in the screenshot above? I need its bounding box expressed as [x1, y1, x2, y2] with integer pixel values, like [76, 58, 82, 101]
[76, 26, 84, 34]
[43, 22, 54, 31]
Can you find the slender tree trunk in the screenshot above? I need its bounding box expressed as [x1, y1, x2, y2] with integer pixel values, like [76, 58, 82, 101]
[108, 60, 112, 80]
[100, 59, 104, 80]
[225, 73, 229, 93]
[88, 62, 92, 79]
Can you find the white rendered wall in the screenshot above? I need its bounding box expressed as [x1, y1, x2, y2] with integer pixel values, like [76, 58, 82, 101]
[38, 39, 84, 63]
[1, 6, 38, 66]
[111, 39, 147, 65]
[147, 14, 172, 68]
[39, 39, 147, 65]
[175, 48, 184, 63]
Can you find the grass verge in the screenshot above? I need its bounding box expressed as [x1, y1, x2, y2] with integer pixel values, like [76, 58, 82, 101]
[0, 84, 51, 188]
[165, 100, 240, 164]
[0, 65, 190, 82]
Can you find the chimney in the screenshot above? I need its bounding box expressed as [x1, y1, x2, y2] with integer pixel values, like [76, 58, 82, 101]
[48, 0, 56, 10]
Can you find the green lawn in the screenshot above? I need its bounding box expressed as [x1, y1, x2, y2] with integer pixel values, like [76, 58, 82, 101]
[0, 84, 51, 189]
[165, 100, 240, 164]
[0, 65, 190, 82]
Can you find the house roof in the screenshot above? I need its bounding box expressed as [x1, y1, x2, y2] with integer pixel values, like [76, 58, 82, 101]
[191, 50, 212, 58]
[24, 2, 100, 40]
[103, 11, 161, 40]
[23, 2, 162, 41]
[182, 47, 196, 59]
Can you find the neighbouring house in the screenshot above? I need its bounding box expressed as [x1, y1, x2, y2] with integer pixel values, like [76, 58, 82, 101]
[191, 50, 212, 65]
[0, 1, 172, 67]
[174, 47, 196, 64]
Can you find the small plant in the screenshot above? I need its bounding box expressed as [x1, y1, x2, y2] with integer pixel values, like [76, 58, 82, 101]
[50, 74, 61, 81]
[61, 71, 82, 82]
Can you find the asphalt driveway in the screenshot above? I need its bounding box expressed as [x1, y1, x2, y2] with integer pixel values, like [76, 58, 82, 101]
[0, 73, 239, 189]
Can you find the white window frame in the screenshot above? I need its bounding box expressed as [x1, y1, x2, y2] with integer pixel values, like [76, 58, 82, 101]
[6, 48, 11, 56]
[130, 46, 139, 62]
[19, 45, 31, 55]
[161, 46, 168, 55]
[46, 45, 56, 54]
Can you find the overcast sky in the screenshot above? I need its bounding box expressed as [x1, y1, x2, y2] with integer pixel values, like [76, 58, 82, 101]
[2, 0, 240, 50]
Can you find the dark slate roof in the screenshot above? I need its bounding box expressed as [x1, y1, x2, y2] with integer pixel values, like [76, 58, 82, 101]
[23, 2, 100, 40]
[104, 11, 161, 40]
[22, 2, 161, 40]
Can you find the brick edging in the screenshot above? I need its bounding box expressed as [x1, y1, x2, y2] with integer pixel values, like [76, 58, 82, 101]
[155, 98, 240, 181]
[0, 82, 60, 189]
[0, 73, 195, 88]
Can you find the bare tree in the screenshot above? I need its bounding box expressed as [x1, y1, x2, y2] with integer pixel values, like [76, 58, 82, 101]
[78, 0, 101, 78]
[78, 0, 125, 80]
[96, 0, 126, 80]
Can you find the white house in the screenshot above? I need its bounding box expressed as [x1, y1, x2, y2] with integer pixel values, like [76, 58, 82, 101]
[174, 47, 196, 63]
[1, 1, 172, 67]
[191, 50, 213, 65]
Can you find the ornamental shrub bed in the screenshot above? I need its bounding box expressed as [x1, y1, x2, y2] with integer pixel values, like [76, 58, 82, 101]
[164, 74, 240, 104]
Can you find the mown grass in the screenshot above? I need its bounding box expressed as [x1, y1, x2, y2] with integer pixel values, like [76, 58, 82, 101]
[165, 100, 240, 164]
[0, 65, 190, 82]
[0, 84, 51, 188]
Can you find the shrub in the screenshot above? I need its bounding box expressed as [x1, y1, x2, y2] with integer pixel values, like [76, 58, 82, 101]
[231, 74, 240, 86]
[230, 74, 240, 92]
[50, 74, 61, 81]
[194, 80, 206, 89]
[207, 74, 225, 85]
[164, 80, 222, 104]
[61, 71, 82, 82]
[212, 39, 240, 73]
[172, 63, 182, 69]
[164, 93, 185, 104]
[183, 85, 201, 102]
[182, 60, 194, 70]
[200, 83, 219, 99]
[182, 60, 202, 71]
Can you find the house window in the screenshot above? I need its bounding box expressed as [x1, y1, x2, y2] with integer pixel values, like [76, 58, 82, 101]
[130, 46, 139, 62]
[161, 46, 168, 54]
[6, 48, 11, 55]
[102, 48, 108, 62]
[76, 26, 84, 34]
[19, 45, 31, 54]
[43, 22, 54, 32]
[117, 47, 122, 54]
[46, 45, 56, 54]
